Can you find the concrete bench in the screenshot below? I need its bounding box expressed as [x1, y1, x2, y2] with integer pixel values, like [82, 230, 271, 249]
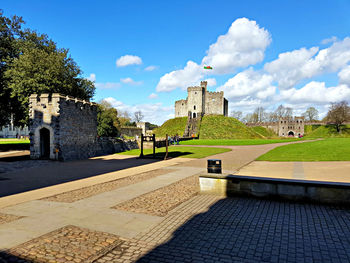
[199, 174, 350, 205]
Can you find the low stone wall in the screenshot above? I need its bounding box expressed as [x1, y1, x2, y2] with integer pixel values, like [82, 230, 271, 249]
[94, 138, 138, 156]
[120, 127, 142, 137]
[199, 174, 350, 205]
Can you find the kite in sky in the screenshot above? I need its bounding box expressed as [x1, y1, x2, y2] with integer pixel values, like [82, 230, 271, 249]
[204, 66, 212, 69]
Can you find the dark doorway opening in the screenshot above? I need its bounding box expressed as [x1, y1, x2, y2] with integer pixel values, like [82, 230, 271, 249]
[40, 128, 50, 158]
[193, 113, 197, 118]
[288, 131, 294, 137]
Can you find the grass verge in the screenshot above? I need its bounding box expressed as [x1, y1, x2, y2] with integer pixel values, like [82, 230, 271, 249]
[0, 139, 30, 144]
[256, 138, 350, 161]
[180, 138, 300, 146]
[117, 146, 231, 159]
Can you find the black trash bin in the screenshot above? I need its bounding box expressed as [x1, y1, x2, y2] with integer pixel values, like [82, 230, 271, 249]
[207, 159, 222, 174]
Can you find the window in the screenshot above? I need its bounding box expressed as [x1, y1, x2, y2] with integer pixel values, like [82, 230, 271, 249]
[195, 92, 197, 94]
[281, 121, 283, 124]
[194, 105, 196, 110]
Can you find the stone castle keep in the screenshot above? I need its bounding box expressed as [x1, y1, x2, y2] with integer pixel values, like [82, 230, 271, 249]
[175, 81, 228, 118]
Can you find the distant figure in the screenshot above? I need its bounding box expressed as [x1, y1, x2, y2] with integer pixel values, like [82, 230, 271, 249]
[175, 134, 180, 145]
[16, 133, 19, 139]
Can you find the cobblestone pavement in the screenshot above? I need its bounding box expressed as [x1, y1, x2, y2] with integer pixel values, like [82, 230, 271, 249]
[0, 213, 23, 225]
[2, 195, 350, 262]
[113, 175, 199, 217]
[100, 195, 350, 263]
[42, 168, 174, 203]
[0, 225, 123, 263]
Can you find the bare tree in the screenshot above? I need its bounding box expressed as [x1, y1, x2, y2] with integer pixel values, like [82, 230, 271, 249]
[253, 107, 267, 123]
[274, 105, 293, 120]
[230, 111, 243, 121]
[134, 110, 144, 123]
[302, 107, 319, 122]
[326, 101, 350, 133]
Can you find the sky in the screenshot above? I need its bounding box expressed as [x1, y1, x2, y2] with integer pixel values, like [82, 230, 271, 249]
[2, 0, 350, 125]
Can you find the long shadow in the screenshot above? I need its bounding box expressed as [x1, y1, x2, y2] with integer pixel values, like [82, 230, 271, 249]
[136, 196, 350, 262]
[0, 251, 31, 263]
[0, 154, 165, 198]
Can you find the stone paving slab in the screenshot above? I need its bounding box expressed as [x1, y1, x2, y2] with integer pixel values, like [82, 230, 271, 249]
[0, 225, 123, 263]
[113, 175, 199, 217]
[42, 168, 174, 203]
[237, 161, 350, 183]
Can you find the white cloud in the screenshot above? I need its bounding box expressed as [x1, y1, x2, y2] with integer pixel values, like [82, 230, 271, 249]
[280, 81, 350, 104]
[120, 77, 142, 85]
[265, 37, 350, 89]
[338, 65, 350, 85]
[156, 18, 271, 92]
[156, 61, 203, 92]
[321, 36, 338, 45]
[148, 93, 158, 99]
[217, 68, 276, 100]
[95, 82, 121, 90]
[87, 73, 96, 82]
[145, 65, 158, 71]
[205, 78, 217, 87]
[104, 97, 173, 125]
[116, 55, 142, 67]
[202, 18, 271, 74]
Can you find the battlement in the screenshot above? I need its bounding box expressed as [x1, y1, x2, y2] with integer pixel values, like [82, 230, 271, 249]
[29, 93, 96, 107]
[187, 86, 203, 92]
[207, 91, 224, 96]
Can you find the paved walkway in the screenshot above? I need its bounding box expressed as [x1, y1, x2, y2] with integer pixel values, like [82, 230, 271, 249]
[0, 142, 349, 262]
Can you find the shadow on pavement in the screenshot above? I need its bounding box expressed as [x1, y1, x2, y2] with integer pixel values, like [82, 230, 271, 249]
[0, 155, 163, 198]
[136, 196, 350, 262]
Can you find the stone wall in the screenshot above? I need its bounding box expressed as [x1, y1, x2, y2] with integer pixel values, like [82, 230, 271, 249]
[175, 100, 188, 118]
[120, 127, 142, 137]
[205, 91, 227, 116]
[29, 93, 139, 161]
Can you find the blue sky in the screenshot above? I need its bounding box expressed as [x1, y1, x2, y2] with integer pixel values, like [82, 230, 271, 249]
[2, 0, 350, 124]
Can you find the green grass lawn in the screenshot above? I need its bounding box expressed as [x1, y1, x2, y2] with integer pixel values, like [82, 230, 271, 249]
[180, 138, 300, 146]
[117, 146, 231, 159]
[0, 139, 30, 144]
[256, 138, 350, 161]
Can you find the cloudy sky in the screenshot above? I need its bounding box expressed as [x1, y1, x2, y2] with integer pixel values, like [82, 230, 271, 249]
[2, 0, 350, 124]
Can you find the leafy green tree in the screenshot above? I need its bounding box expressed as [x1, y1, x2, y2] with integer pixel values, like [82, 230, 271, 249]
[0, 11, 95, 126]
[97, 100, 120, 137]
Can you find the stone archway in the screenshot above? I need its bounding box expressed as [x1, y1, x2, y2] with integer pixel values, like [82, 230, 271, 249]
[288, 131, 294, 137]
[193, 112, 197, 118]
[40, 127, 50, 158]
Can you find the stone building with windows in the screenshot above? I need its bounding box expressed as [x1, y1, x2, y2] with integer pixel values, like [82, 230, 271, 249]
[175, 81, 228, 119]
[277, 117, 305, 137]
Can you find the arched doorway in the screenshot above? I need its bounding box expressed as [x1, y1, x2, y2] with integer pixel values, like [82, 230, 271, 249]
[40, 128, 50, 158]
[288, 131, 294, 137]
[193, 112, 197, 118]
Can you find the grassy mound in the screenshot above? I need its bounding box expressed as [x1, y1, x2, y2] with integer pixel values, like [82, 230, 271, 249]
[251, 126, 277, 138]
[304, 124, 350, 138]
[153, 117, 188, 138]
[199, 115, 262, 139]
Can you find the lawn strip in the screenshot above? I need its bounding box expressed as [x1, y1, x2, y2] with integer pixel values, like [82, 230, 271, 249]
[117, 146, 231, 158]
[179, 138, 300, 146]
[256, 138, 350, 161]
